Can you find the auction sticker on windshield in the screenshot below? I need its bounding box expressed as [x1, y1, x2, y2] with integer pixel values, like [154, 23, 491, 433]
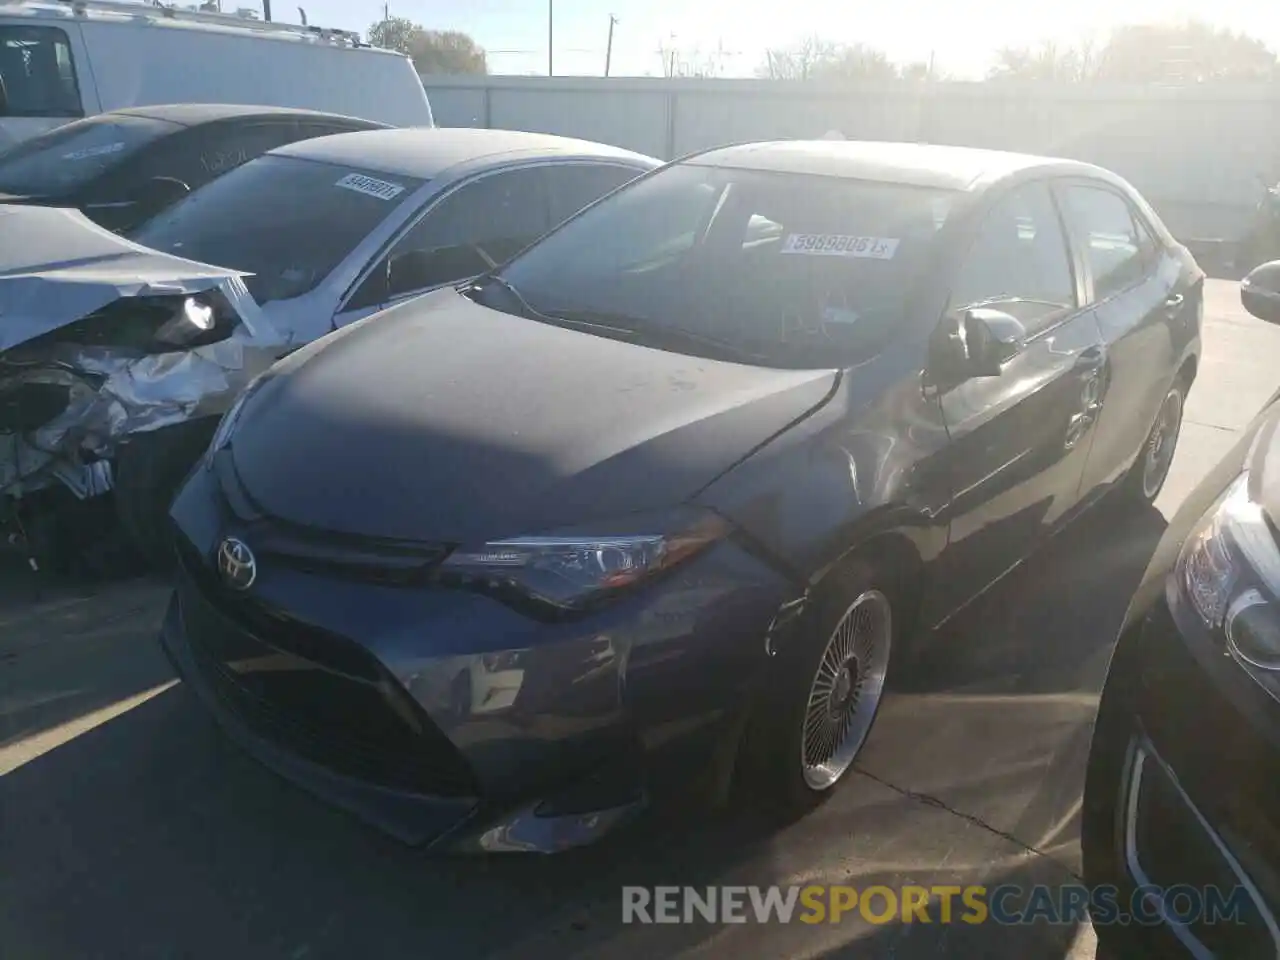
[62, 142, 126, 162]
[335, 173, 406, 201]
[780, 234, 899, 259]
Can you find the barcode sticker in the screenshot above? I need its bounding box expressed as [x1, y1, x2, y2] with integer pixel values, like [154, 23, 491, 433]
[780, 234, 900, 259]
[62, 141, 125, 162]
[335, 173, 406, 201]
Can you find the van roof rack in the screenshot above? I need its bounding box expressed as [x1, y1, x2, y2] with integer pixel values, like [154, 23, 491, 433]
[0, 0, 369, 47]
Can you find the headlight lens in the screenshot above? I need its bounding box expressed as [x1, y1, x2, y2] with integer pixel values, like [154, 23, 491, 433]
[151, 294, 234, 350]
[440, 507, 731, 611]
[1176, 471, 1280, 696]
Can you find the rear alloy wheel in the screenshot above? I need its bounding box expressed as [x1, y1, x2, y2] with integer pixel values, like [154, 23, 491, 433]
[1124, 383, 1184, 505]
[740, 558, 896, 814]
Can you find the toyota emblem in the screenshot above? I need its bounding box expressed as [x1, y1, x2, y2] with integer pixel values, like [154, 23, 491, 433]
[216, 537, 257, 591]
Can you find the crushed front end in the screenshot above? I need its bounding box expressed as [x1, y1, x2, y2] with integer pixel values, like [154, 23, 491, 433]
[0, 205, 280, 567]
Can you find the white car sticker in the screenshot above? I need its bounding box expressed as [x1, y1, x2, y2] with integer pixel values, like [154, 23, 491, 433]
[62, 141, 126, 162]
[335, 173, 406, 201]
[780, 234, 900, 259]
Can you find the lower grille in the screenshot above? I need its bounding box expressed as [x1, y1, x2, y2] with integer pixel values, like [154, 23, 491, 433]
[177, 564, 476, 798]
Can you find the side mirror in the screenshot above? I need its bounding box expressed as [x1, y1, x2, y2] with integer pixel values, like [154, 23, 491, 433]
[1242, 261, 1280, 324]
[963, 307, 1026, 377]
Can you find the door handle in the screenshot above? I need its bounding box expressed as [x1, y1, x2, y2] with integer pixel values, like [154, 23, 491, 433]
[1164, 293, 1185, 312]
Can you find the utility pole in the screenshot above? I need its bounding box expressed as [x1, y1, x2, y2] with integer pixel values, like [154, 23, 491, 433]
[262, 0, 271, 20]
[605, 14, 618, 77]
[548, 0, 554, 76]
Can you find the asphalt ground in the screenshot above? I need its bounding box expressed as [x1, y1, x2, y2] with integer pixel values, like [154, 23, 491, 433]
[2, 279, 1277, 960]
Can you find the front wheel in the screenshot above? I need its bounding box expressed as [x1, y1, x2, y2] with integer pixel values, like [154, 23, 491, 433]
[1120, 382, 1185, 505]
[739, 558, 896, 814]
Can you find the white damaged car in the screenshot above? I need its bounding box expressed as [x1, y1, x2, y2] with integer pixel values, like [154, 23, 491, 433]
[0, 128, 657, 567]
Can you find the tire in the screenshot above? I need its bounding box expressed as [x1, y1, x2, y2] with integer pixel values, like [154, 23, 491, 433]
[739, 557, 897, 816]
[1119, 381, 1185, 506]
[114, 418, 219, 569]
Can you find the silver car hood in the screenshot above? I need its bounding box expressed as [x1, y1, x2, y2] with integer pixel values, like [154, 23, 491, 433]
[0, 203, 272, 350]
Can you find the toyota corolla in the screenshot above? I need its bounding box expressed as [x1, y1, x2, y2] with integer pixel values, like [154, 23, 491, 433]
[162, 141, 1203, 853]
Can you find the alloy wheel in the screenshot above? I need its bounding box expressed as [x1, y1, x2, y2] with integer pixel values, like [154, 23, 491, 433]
[1142, 387, 1184, 500]
[800, 589, 892, 791]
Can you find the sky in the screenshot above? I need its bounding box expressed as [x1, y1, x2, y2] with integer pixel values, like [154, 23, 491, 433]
[251, 0, 1280, 79]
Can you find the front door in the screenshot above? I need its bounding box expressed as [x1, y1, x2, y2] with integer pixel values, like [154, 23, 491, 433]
[924, 179, 1106, 624]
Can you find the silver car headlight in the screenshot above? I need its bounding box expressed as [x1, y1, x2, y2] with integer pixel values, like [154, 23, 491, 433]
[1175, 471, 1280, 698]
[439, 506, 731, 611]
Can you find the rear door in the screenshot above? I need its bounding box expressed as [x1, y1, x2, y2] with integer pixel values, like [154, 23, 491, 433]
[926, 180, 1106, 620]
[1056, 180, 1194, 499]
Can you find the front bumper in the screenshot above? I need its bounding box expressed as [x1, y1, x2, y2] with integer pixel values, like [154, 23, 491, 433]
[1083, 595, 1280, 957]
[162, 459, 801, 853]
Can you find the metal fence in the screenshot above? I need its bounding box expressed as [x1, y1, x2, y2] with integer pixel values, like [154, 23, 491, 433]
[422, 75, 1280, 245]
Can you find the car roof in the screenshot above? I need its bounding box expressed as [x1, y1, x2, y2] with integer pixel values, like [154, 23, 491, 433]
[103, 103, 389, 128]
[272, 127, 660, 180]
[687, 140, 1103, 192]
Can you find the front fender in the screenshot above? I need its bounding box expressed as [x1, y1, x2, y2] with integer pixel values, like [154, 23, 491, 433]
[695, 356, 951, 586]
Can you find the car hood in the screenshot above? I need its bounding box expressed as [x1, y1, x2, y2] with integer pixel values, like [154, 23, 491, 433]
[228, 288, 840, 545]
[0, 203, 261, 351]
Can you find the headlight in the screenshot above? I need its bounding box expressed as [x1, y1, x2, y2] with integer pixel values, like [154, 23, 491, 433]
[439, 507, 732, 611]
[151, 294, 237, 350]
[1175, 471, 1280, 698]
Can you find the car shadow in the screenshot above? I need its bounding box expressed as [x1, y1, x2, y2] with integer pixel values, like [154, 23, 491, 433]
[0, 496, 1166, 959]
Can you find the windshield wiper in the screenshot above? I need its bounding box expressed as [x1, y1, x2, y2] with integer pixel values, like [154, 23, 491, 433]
[547, 308, 770, 365]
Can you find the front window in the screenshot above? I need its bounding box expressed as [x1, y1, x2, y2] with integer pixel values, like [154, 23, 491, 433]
[0, 26, 82, 119]
[488, 164, 954, 367]
[131, 155, 424, 304]
[0, 113, 178, 195]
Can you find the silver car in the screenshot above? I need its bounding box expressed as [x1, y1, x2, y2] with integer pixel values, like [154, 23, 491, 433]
[0, 128, 658, 567]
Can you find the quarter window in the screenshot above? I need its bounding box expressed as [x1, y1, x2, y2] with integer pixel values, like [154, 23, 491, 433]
[1060, 185, 1155, 301]
[949, 182, 1076, 333]
[0, 26, 81, 117]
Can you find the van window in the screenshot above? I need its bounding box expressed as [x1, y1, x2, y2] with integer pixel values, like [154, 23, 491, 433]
[0, 26, 82, 118]
[0, 114, 179, 195]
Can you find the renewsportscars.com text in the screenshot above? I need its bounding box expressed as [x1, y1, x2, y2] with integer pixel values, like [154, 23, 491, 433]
[621, 884, 1251, 926]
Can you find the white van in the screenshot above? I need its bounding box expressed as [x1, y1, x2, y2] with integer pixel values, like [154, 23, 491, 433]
[0, 0, 434, 149]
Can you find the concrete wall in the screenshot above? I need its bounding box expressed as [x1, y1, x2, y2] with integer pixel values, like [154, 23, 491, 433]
[423, 76, 1280, 244]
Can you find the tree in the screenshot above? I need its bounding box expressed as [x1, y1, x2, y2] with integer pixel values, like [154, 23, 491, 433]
[989, 21, 1277, 83]
[756, 38, 918, 82]
[367, 18, 488, 75]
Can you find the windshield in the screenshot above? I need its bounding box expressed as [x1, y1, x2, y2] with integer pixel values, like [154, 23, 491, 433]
[130, 155, 424, 304]
[492, 164, 955, 367]
[0, 114, 179, 196]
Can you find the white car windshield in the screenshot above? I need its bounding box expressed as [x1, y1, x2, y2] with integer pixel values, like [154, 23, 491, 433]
[131, 155, 425, 304]
[490, 163, 956, 367]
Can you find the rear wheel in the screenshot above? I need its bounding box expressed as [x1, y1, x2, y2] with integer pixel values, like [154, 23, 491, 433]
[114, 418, 218, 570]
[1120, 382, 1184, 506]
[740, 558, 896, 814]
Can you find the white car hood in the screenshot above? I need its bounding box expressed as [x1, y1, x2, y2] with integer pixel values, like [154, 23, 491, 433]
[0, 203, 270, 351]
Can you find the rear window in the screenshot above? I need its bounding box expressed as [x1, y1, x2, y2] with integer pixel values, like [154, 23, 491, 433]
[131, 155, 425, 304]
[0, 113, 178, 195]
[0, 25, 81, 119]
